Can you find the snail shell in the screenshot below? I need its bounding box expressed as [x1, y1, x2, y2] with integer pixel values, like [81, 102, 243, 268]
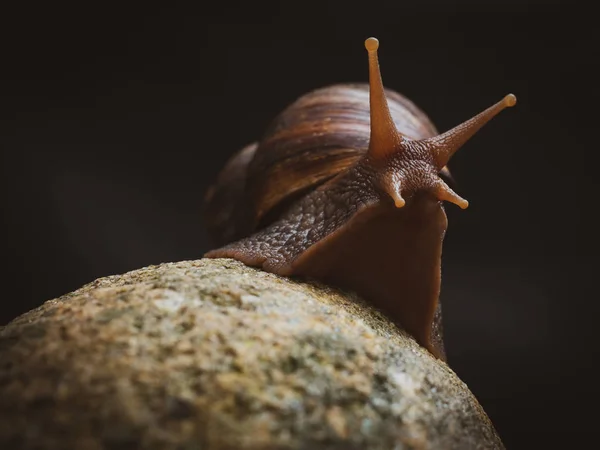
[204, 83, 448, 246]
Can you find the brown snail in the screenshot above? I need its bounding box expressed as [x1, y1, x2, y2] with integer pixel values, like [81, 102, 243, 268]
[203, 37, 516, 361]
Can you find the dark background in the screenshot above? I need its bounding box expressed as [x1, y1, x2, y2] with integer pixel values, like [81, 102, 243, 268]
[1, 2, 598, 449]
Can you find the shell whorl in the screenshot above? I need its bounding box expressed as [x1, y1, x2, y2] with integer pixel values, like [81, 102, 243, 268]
[252, 85, 439, 223]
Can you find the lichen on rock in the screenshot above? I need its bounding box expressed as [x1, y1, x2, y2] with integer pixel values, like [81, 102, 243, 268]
[0, 258, 504, 449]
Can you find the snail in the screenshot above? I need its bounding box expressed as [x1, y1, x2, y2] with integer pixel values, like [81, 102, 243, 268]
[203, 37, 516, 361]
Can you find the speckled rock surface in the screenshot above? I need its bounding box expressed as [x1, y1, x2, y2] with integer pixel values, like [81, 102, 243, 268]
[0, 258, 503, 450]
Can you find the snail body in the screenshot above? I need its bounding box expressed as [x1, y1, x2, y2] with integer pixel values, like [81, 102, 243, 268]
[204, 38, 516, 360]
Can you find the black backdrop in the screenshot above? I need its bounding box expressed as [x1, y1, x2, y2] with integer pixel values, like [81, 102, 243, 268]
[1, 2, 598, 449]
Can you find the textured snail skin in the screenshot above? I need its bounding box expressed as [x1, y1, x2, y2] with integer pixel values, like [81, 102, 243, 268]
[207, 156, 448, 358]
[204, 38, 515, 360]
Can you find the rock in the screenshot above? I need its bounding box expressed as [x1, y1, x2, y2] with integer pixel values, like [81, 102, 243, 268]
[0, 258, 504, 450]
